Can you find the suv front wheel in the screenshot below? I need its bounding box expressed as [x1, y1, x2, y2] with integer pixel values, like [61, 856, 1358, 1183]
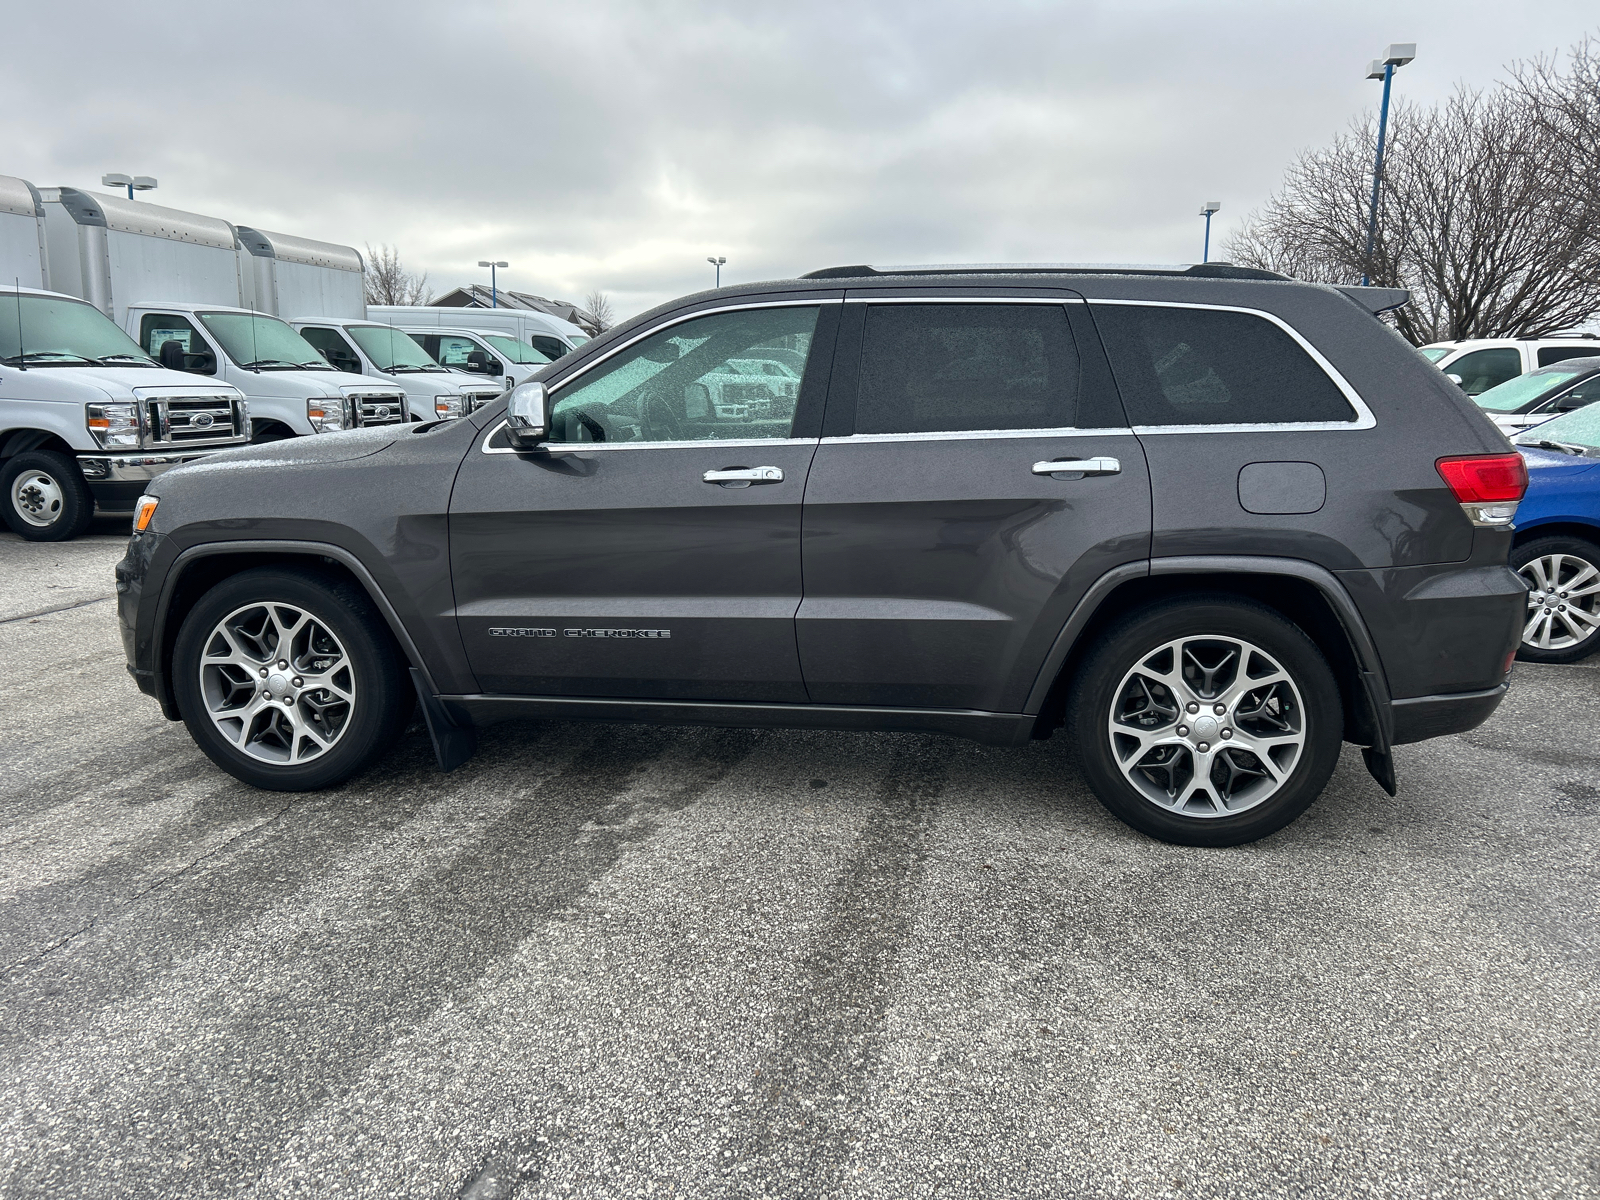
[1071, 596, 1344, 847]
[172, 567, 412, 790]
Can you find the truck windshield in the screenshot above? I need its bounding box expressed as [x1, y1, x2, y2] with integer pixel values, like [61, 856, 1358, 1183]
[0, 293, 155, 366]
[481, 334, 551, 365]
[198, 312, 334, 370]
[347, 324, 445, 372]
[1474, 365, 1593, 413]
[1418, 347, 1452, 363]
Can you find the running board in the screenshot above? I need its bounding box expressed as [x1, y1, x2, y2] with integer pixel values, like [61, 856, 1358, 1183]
[411, 669, 477, 772]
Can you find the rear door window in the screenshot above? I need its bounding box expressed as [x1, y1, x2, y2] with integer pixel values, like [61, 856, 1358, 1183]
[1090, 304, 1356, 425]
[852, 303, 1081, 434]
[1444, 348, 1522, 395]
[1537, 346, 1598, 367]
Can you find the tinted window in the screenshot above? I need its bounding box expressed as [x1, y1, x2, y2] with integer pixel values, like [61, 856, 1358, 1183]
[852, 304, 1078, 435]
[138, 314, 215, 375]
[1092, 304, 1355, 425]
[1445, 348, 1521, 395]
[299, 326, 363, 373]
[1537, 346, 1598, 367]
[548, 306, 819, 444]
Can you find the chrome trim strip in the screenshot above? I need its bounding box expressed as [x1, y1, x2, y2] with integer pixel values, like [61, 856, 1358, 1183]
[820, 427, 1135, 445]
[480, 421, 817, 455]
[1085, 298, 1376, 431]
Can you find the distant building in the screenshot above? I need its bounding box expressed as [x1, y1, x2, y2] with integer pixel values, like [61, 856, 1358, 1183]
[432, 284, 600, 336]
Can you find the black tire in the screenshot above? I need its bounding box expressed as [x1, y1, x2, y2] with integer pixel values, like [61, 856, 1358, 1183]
[1511, 536, 1600, 664]
[1, 449, 95, 541]
[1069, 595, 1344, 847]
[249, 422, 294, 445]
[172, 567, 412, 790]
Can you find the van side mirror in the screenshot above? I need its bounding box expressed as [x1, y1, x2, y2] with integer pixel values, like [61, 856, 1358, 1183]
[466, 349, 489, 373]
[505, 381, 550, 449]
[159, 340, 187, 371]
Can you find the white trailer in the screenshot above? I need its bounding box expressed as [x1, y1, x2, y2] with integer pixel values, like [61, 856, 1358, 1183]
[236, 226, 364, 319]
[0, 175, 50, 290]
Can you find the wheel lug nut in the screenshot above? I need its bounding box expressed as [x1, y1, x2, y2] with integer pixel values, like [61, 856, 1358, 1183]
[1186, 702, 1199, 713]
[1178, 725, 1189, 736]
[278, 660, 288, 669]
[292, 676, 303, 686]
[259, 668, 268, 678]
[1198, 742, 1210, 752]
[1214, 703, 1225, 715]
[1222, 728, 1232, 739]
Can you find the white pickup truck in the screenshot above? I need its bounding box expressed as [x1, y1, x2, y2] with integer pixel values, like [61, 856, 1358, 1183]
[1, 287, 248, 540]
[1420, 337, 1600, 394]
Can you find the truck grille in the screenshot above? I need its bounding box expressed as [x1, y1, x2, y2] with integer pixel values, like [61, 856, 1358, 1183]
[144, 395, 248, 447]
[461, 391, 499, 414]
[353, 393, 408, 427]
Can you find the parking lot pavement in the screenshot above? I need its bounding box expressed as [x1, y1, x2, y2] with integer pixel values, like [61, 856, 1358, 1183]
[1, 531, 1596, 1200]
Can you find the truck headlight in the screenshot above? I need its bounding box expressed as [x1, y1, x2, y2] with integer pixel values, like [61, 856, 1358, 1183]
[434, 394, 464, 420]
[86, 402, 143, 449]
[307, 395, 350, 433]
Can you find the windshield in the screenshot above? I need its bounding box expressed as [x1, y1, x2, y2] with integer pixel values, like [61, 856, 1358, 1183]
[347, 324, 442, 371]
[0, 293, 154, 365]
[481, 334, 551, 365]
[198, 312, 332, 370]
[1419, 347, 1453, 363]
[1517, 403, 1600, 453]
[1474, 365, 1595, 413]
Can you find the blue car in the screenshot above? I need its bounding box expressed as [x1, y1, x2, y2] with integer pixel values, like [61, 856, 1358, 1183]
[1510, 402, 1600, 662]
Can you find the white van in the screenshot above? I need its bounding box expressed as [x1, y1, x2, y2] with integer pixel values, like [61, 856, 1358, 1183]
[124, 303, 410, 440]
[290, 317, 503, 419]
[367, 304, 587, 361]
[1420, 337, 1600, 395]
[401, 326, 551, 389]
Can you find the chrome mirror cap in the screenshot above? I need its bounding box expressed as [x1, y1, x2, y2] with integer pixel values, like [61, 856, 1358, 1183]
[505, 381, 550, 449]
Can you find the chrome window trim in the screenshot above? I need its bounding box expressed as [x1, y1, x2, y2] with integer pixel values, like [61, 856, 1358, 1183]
[820, 427, 1135, 445]
[480, 298, 841, 456]
[1086, 298, 1375, 431]
[842, 296, 1086, 305]
[481, 423, 817, 455]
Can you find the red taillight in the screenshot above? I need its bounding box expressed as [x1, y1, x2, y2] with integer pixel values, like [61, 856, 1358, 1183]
[1435, 454, 1528, 503]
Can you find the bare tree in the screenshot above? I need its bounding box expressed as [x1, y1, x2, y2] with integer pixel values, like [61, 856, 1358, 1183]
[363, 244, 433, 306]
[584, 289, 615, 332]
[1226, 39, 1600, 344]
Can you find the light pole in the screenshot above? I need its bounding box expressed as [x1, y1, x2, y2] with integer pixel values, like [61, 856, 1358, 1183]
[1199, 201, 1221, 263]
[478, 260, 509, 308]
[102, 173, 157, 201]
[1362, 43, 1415, 286]
[707, 256, 726, 287]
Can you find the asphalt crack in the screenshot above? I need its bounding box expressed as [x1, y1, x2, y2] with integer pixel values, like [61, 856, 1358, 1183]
[0, 595, 114, 625]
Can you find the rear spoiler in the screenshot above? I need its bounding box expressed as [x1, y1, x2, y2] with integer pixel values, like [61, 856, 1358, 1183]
[1336, 285, 1410, 314]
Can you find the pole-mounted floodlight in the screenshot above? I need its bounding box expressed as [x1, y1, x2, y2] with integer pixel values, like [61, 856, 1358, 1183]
[1199, 201, 1221, 263]
[478, 260, 509, 308]
[707, 256, 726, 287]
[1362, 43, 1415, 286]
[102, 173, 157, 201]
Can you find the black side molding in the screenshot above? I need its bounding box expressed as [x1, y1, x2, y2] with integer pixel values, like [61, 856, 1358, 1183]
[411, 669, 477, 772]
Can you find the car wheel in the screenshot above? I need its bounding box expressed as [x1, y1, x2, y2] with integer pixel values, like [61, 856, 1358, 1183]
[1, 449, 95, 541]
[1070, 596, 1344, 847]
[172, 567, 412, 791]
[1512, 536, 1600, 663]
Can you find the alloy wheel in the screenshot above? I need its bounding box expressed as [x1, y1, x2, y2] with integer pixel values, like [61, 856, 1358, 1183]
[1107, 635, 1307, 818]
[198, 602, 357, 764]
[10, 469, 64, 528]
[1518, 553, 1600, 650]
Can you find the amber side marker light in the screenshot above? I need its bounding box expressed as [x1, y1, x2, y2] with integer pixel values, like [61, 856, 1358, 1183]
[1436, 453, 1527, 526]
[133, 495, 159, 533]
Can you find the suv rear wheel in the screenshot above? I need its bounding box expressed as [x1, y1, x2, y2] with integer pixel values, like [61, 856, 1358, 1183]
[2, 449, 95, 541]
[1512, 536, 1600, 663]
[1071, 596, 1344, 847]
[172, 567, 412, 790]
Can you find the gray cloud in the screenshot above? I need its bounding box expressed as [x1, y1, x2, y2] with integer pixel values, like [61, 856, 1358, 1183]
[4, 0, 1596, 318]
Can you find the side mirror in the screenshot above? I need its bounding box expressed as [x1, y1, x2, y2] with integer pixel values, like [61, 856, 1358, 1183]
[1446, 373, 1464, 386]
[505, 381, 550, 449]
[159, 339, 187, 371]
[466, 349, 489, 373]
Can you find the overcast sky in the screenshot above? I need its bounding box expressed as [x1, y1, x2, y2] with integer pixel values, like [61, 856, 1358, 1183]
[4, 1, 1596, 320]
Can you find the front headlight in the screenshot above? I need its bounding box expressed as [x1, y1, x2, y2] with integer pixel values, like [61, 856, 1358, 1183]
[307, 395, 350, 433]
[86, 402, 142, 449]
[434, 394, 464, 420]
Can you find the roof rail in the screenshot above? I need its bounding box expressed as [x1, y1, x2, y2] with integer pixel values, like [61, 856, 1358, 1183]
[799, 262, 1289, 281]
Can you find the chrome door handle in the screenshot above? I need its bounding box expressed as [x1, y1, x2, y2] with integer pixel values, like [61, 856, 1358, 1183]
[1032, 456, 1121, 478]
[703, 465, 784, 487]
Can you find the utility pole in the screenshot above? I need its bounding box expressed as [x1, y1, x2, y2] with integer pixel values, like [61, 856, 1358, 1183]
[1362, 44, 1416, 286]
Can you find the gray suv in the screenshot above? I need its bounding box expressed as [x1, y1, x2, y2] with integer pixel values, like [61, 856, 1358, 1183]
[116, 265, 1528, 846]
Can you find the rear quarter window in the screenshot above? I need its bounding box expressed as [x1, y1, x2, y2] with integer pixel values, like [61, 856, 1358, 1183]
[1090, 304, 1357, 426]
